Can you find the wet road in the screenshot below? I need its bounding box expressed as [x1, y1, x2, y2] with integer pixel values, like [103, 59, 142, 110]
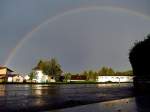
[0, 83, 133, 111]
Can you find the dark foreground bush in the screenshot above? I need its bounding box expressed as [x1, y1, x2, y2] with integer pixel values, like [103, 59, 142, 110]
[129, 35, 150, 76]
[129, 34, 150, 93]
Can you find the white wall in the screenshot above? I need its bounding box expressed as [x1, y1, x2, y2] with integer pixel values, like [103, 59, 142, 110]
[97, 76, 133, 82]
[7, 76, 24, 83]
[13, 76, 24, 82]
[35, 70, 44, 83]
[35, 70, 53, 83]
[7, 77, 13, 82]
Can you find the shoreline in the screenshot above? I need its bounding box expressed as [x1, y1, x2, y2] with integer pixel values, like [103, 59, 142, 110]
[0, 82, 133, 85]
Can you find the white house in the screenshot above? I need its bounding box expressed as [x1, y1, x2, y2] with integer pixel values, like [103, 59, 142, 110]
[0, 66, 13, 82]
[7, 74, 24, 83]
[97, 76, 134, 82]
[7, 76, 13, 82]
[13, 75, 24, 82]
[24, 75, 30, 81]
[33, 68, 55, 83]
[35, 70, 43, 83]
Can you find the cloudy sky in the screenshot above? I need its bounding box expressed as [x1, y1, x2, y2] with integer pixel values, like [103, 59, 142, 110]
[1, 0, 150, 74]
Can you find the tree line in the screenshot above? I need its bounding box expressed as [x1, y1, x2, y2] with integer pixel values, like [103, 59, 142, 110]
[29, 58, 62, 82]
[64, 67, 133, 82]
[28, 58, 133, 82]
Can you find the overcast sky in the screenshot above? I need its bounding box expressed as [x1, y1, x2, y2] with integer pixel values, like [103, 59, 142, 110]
[1, 0, 150, 74]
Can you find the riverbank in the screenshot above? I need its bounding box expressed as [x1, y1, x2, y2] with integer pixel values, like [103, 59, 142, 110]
[0, 82, 133, 84]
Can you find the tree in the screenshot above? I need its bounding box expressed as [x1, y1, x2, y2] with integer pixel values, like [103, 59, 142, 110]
[129, 34, 150, 76]
[107, 68, 115, 75]
[36, 60, 45, 70]
[82, 71, 89, 81]
[88, 70, 94, 81]
[64, 72, 72, 82]
[48, 58, 62, 81]
[92, 71, 98, 81]
[98, 67, 107, 75]
[123, 70, 133, 76]
[98, 67, 115, 76]
[82, 70, 98, 81]
[35, 58, 63, 82]
[29, 71, 36, 82]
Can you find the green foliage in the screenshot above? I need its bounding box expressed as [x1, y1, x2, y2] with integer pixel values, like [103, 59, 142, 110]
[123, 70, 133, 76]
[82, 70, 98, 81]
[37, 60, 45, 70]
[29, 71, 36, 82]
[82, 71, 88, 80]
[33, 58, 133, 83]
[115, 70, 133, 76]
[35, 58, 63, 82]
[98, 66, 133, 76]
[64, 72, 72, 82]
[98, 67, 115, 76]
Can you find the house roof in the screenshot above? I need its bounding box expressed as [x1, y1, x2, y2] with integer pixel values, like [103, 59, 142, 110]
[0, 66, 14, 72]
[71, 75, 87, 80]
[0, 74, 5, 79]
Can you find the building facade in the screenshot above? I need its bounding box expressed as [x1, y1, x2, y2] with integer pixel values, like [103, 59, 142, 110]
[7, 75, 24, 83]
[97, 76, 134, 82]
[68, 75, 87, 82]
[0, 66, 13, 82]
[32, 69, 55, 83]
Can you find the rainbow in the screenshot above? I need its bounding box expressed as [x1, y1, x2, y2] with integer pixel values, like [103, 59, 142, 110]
[4, 6, 150, 66]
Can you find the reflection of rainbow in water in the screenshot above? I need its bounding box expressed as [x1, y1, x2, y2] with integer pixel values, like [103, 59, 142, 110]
[4, 6, 150, 66]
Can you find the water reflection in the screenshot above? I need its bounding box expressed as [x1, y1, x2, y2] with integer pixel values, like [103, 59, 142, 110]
[51, 98, 138, 112]
[0, 85, 5, 96]
[1, 84, 149, 112]
[30, 84, 61, 97]
[31, 85, 43, 96]
[135, 95, 150, 112]
[0, 83, 133, 111]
